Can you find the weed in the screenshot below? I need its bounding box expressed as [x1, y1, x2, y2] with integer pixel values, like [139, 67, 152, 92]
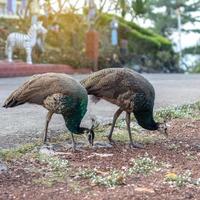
[38, 154, 69, 171]
[185, 152, 198, 161]
[155, 102, 200, 121]
[33, 154, 69, 187]
[128, 153, 161, 175]
[77, 168, 97, 179]
[0, 143, 40, 161]
[165, 171, 192, 187]
[167, 143, 180, 150]
[91, 170, 125, 187]
[77, 168, 125, 187]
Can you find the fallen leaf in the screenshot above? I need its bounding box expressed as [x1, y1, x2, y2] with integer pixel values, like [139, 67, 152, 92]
[134, 187, 155, 193]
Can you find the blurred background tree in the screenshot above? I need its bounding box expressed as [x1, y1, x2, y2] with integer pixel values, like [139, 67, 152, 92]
[2, 0, 200, 73]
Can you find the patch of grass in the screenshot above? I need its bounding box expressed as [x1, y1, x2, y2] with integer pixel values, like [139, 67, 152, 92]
[51, 132, 71, 142]
[77, 168, 97, 179]
[155, 102, 200, 121]
[0, 142, 40, 161]
[164, 171, 192, 187]
[92, 102, 200, 146]
[91, 170, 125, 187]
[165, 171, 200, 187]
[33, 154, 70, 187]
[167, 143, 181, 150]
[77, 168, 125, 187]
[77, 154, 165, 188]
[39, 154, 69, 171]
[185, 152, 198, 161]
[33, 173, 66, 187]
[128, 153, 162, 175]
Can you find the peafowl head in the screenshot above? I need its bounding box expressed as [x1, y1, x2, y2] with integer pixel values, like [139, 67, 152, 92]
[79, 118, 96, 146]
[79, 127, 95, 146]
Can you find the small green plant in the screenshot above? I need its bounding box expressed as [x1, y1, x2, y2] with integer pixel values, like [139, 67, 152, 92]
[91, 170, 125, 187]
[155, 102, 200, 121]
[33, 154, 70, 186]
[39, 154, 69, 171]
[185, 152, 198, 161]
[77, 168, 97, 179]
[128, 153, 161, 175]
[77, 168, 125, 187]
[165, 171, 192, 187]
[167, 143, 180, 150]
[0, 143, 39, 161]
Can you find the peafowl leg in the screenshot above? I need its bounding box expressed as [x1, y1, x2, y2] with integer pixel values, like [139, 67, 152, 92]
[71, 133, 76, 151]
[125, 112, 143, 149]
[108, 108, 123, 144]
[43, 111, 53, 143]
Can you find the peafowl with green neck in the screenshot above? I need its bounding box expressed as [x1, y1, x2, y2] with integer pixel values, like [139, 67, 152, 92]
[3, 73, 94, 150]
[81, 68, 167, 148]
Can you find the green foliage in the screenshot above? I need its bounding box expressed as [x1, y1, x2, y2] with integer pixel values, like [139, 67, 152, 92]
[155, 102, 200, 121]
[118, 0, 128, 18]
[146, 0, 200, 37]
[190, 61, 200, 73]
[96, 13, 178, 72]
[91, 170, 125, 187]
[77, 168, 125, 187]
[98, 14, 172, 52]
[0, 143, 39, 161]
[0, 12, 176, 71]
[33, 154, 70, 187]
[128, 153, 161, 175]
[165, 171, 192, 187]
[132, 0, 148, 16]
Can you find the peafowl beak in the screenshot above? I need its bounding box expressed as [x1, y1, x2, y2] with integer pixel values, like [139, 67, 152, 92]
[87, 129, 95, 146]
[87, 117, 98, 146]
[158, 121, 169, 137]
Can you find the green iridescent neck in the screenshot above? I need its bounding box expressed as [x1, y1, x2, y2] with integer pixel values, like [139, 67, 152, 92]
[62, 96, 88, 134]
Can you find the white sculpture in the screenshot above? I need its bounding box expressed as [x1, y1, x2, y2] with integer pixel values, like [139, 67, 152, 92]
[5, 21, 47, 64]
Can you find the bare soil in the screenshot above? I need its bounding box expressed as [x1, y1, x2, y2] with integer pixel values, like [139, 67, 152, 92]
[1, 118, 200, 200]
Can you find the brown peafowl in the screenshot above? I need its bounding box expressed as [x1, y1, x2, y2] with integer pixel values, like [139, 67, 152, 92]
[81, 68, 167, 148]
[3, 73, 94, 150]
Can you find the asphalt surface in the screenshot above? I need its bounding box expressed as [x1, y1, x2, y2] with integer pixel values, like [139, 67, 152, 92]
[1, 73, 200, 148]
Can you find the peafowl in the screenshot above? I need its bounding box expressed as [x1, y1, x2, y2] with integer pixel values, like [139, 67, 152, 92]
[81, 68, 167, 148]
[3, 73, 94, 150]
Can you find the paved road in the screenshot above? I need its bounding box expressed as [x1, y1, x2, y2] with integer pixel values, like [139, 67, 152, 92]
[1, 73, 200, 148]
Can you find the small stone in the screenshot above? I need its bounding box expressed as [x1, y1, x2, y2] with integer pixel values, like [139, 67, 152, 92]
[94, 141, 113, 148]
[39, 144, 55, 156]
[134, 187, 155, 193]
[0, 160, 8, 174]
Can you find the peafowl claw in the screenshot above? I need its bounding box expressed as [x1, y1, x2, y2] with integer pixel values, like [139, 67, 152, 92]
[87, 129, 95, 146]
[129, 142, 144, 149]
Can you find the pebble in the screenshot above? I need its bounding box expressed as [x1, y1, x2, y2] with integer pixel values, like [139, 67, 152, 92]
[39, 144, 55, 156]
[0, 160, 8, 173]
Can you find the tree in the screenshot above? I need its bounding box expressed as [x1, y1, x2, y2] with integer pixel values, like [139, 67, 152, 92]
[145, 0, 200, 36]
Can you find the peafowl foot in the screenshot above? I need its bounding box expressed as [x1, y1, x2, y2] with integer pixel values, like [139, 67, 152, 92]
[87, 131, 94, 146]
[43, 137, 51, 144]
[129, 142, 144, 149]
[107, 136, 116, 146]
[39, 144, 55, 156]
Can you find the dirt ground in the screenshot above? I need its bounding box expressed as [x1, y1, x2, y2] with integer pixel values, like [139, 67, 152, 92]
[1, 118, 200, 200]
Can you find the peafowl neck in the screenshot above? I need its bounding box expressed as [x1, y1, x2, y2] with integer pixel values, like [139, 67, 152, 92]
[63, 114, 82, 133]
[134, 110, 158, 131]
[62, 95, 88, 134]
